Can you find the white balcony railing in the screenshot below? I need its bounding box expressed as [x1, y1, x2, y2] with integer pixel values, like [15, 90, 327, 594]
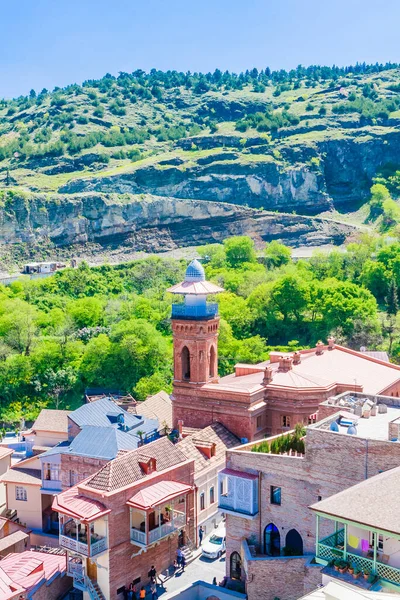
[42, 478, 62, 491]
[60, 534, 107, 557]
[131, 513, 186, 546]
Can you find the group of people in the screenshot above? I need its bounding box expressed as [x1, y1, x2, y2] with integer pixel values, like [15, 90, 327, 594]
[126, 565, 160, 600]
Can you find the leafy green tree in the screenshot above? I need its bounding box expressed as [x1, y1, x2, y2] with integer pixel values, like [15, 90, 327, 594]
[386, 279, 399, 316]
[264, 241, 292, 269]
[67, 297, 104, 329]
[224, 236, 257, 268]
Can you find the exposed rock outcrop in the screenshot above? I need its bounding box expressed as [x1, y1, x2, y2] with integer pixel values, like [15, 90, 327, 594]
[0, 193, 355, 258]
[59, 131, 400, 215]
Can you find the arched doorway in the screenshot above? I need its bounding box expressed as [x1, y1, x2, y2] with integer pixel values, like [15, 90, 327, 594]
[264, 523, 280, 556]
[181, 346, 190, 380]
[230, 551, 241, 580]
[209, 345, 216, 378]
[285, 529, 303, 555]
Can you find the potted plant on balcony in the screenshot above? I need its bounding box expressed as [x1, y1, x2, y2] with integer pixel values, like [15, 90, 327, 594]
[338, 560, 348, 574]
[348, 564, 354, 575]
[352, 568, 361, 579]
[334, 559, 341, 572]
[363, 569, 370, 580]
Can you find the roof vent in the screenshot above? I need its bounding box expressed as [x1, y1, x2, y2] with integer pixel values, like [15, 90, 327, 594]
[347, 425, 357, 435]
[292, 351, 301, 365]
[185, 259, 205, 282]
[262, 366, 273, 386]
[316, 341, 324, 355]
[330, 421, 339, 432]
[327, 337, 335, 350]
[279, 356, 293, 372]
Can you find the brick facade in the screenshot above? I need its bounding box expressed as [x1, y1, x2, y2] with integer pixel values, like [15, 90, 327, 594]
[60, 454, 108, 490]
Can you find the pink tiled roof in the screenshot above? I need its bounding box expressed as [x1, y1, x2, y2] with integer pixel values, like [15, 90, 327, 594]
[52, 486, 110, 523]
[210, 345, 400, 395]
[0, 551, 66, 598]
[167, 280, 224, 295]
[127, 480, 192, 510]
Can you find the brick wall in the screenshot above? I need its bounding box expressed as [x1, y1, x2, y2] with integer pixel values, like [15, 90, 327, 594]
[32, 572, 72, 600]
[60, 454, 107, 489]
[245, 555, 322, 600]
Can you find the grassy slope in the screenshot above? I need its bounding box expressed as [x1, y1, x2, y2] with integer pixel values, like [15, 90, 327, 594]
[0, 67, 400, 248]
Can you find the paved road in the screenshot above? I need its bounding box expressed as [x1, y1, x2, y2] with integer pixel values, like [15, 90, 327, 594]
[158, 551, 226, 597]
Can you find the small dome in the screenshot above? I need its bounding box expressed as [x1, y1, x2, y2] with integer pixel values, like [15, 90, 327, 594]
[185, 259, 205, 282]
[330, 421, 339, 432]
[347, 425, 357, 435]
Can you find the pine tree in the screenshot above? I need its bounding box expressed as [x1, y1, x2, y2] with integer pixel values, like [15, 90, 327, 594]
[386, 279, 399, 316]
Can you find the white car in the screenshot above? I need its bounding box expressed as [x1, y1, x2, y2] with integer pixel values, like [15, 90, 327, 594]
[201, 527, 226, 560]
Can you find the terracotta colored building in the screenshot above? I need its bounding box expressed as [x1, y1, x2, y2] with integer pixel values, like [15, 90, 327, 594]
[52, 437, 196, 600]
[170, 260, 400, 441]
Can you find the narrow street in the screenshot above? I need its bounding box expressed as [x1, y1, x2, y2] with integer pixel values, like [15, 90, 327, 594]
[157, 552, 226, 597]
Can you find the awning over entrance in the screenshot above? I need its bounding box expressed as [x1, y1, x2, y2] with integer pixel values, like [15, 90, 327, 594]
[126, 481, 192, 510]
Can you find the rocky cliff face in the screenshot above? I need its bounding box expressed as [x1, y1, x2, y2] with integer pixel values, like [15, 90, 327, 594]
[0, 192, 355, 259]
[59, 130, 400, 215]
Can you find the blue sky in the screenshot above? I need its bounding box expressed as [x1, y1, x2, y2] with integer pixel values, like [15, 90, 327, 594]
[1, 0, 399, 98]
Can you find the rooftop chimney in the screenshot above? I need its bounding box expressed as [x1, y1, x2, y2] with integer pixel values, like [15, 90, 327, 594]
[262, 366, 273, 386]
[316, 341, 324, 356]
[279, 356, 293, 372]
[292, 351, 301, 365]
[178, 419, 184, 440]
[327, 337, 335, 351]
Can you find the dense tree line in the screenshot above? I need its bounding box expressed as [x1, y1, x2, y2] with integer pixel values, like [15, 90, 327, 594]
[0, 234, 400, 424]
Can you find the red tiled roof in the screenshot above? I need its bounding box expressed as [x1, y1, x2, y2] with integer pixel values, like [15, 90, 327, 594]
[178, 423, 239, 474]
[220, 468, 258, 480]
[85, 437, 188, 493]
[52, 486, 110, 523]
[127, 480, 192, 510]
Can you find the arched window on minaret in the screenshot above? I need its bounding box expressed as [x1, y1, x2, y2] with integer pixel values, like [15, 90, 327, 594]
[209, 345, 216, 378]
[182, 346, 191, 380]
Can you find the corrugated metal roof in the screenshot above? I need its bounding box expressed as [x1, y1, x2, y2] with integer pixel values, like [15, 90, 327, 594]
[52, 486, 110, 522]
[127, 480, 192, 510]
[69, 397, 158, 435]
[41, 426, 142, 460]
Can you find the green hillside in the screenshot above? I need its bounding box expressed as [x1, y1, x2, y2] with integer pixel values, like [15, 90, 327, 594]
[1, 63, 400, 196]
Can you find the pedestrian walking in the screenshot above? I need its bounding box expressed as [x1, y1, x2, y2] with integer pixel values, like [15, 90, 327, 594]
[150, 581, 158, 599]
[198, 525, 204, 545]
[148, 565, 157, 582]
[139, 587, 146, 599]
[181, 554, 186, 572]
[212, 577, 217, 586]
[176, 547, 183, 567]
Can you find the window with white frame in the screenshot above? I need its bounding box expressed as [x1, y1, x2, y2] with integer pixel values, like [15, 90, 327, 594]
[43, 462, 60, 481]
[15, 486, 27, 501]
[200, 492, 205, 511]
[370, 532, 384, 551]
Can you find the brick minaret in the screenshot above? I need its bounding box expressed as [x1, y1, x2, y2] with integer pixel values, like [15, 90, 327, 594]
[168, 260, 224, 430]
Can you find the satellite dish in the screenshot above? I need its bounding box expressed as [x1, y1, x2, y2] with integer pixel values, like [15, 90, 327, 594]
[360, 346, 366, 352]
